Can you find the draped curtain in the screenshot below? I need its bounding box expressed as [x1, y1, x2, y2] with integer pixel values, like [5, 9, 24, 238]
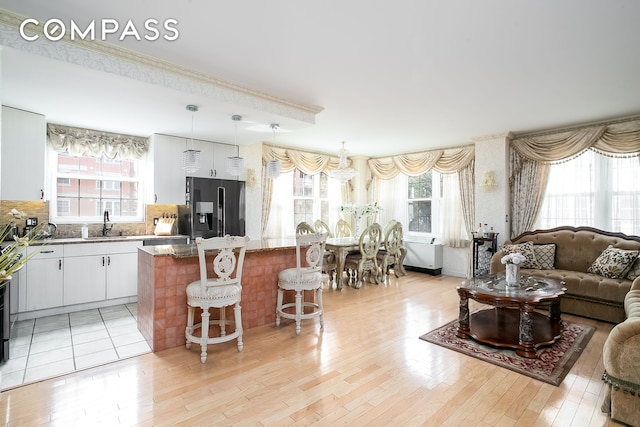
[47, 123, 149, 160]
[509, 116, 640, 237]
[368, 145, 476, 247]
[262, 145, 347, 236]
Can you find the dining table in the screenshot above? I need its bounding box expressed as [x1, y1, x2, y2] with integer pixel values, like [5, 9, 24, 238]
[325, 237, 360, 290]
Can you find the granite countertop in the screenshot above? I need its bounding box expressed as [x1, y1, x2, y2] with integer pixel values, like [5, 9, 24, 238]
[138, 238, 297, 258]
[30, 234, 187, 245]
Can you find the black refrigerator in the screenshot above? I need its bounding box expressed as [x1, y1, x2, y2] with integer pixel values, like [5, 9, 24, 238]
[178, 177, 246, 239]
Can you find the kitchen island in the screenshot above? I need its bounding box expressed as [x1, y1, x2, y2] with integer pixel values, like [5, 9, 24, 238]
[137, 239, 301, 352]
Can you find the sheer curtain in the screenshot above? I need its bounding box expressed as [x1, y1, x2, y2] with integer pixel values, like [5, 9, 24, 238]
[441, 172, 468, 247]
[537, 151, 640, 235]
[376, 174, 408, 228]
[263, 170, 295, 239]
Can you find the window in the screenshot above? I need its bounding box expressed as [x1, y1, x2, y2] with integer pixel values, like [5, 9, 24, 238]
[264, 169, 342, 238]
[293, 170, 330, 226]
[538, 151, 640, 234]
[51, 151, 143, 222]
[407, 170, 443, 234]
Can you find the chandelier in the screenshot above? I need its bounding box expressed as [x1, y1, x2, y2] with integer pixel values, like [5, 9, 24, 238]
[266, 123, 282, 179]
[182, 104, 201, 173]
[327, 141, 358, 183]
[226, 114, 245, 176]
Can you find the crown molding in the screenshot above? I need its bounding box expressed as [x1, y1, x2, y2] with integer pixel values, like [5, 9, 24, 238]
[0, 9, 323, 124]
[470, 132, 513, 142]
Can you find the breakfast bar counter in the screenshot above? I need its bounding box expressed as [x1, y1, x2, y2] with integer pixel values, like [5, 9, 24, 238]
[137, 239, 299, 352]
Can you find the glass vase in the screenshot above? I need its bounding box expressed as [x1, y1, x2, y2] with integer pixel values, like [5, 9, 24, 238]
[505, 263, 520, 286]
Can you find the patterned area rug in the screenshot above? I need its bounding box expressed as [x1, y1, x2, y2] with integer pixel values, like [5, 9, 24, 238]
[419, 317, 595, 386]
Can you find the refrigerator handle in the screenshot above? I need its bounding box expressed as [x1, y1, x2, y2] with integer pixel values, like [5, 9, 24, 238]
[218, 186, 225, 237]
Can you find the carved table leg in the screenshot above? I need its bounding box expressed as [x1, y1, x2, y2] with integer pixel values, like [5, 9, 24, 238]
[456, 294, 470, 338]
[517, 303, 537, 358]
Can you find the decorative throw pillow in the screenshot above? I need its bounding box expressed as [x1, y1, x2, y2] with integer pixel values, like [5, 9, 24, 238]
[625, 256, 640, 281]
[587, 245, 639, 279]
[501, 241, 540, 269]
[533, 244, 556, 270]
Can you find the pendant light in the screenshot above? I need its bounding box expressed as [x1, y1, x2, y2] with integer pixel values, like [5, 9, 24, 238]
[182, 104, 201, 173]
[327, 141, 358, 183]
[266, 123, 282, 179]
[226, 114, 244, 176]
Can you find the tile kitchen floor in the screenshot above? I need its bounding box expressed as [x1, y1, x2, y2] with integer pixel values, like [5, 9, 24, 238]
[0, 303, 151, 390]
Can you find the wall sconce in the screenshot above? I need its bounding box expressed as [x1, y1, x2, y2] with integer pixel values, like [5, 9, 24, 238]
[480, 170, 498, 191]
[246, 168, 258, 187]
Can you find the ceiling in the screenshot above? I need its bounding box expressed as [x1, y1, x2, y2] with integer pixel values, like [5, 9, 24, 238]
[1, 1, 640, 158]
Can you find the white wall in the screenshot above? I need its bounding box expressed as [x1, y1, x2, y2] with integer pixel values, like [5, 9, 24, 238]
[239, 142, 262, 241]
[473, 133, 510, 246]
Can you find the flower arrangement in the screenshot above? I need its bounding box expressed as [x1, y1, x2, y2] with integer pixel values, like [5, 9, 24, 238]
[0, 209, 47, 287]
[501, 252, 526, 265]
[340, 203, 382, 219]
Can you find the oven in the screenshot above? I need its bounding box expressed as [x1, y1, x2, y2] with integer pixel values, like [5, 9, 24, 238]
[0, 278, 10, 362]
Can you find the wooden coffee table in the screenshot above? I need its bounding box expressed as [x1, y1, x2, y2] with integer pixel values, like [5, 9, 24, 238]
[456, 273, 566, 358]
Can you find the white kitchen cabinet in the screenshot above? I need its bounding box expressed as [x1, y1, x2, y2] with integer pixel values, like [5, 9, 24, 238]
[148, 134, 187, 204]
[63, 255, 107, 305]
[190, 139, 215, 178]
[212, 142, 239, 180]
[25, 245, 64, 311]
[1, 106, 47, 201]
[64, 241, 139, 304]
[106, 252, 138, 299]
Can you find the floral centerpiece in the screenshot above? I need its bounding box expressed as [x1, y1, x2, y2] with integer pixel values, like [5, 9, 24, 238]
[501, 252, 526, 286]
[340, 203, 382, 236]
[500, 253, 526, 265]
[0, 209, 47, 288]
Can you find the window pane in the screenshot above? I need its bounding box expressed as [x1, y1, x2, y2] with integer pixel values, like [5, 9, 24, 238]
[408, 200, 431, 233]
[319, 173, 328, 198]
[293, 170, 313, 197]
[79, 198, 101, 217]
[408, 172, 432, 199]
[294, 199, 313, 226]
[55, 152, 141, 221]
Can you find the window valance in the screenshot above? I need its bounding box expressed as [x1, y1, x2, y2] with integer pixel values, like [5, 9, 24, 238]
[262, 145, 343, 175]
[47, 123, 149, 160]
[510, 115, 640, 164]
[367, 145, 475, 179]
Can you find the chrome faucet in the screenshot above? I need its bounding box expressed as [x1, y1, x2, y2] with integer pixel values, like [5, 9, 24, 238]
[102, 210, 113, 236]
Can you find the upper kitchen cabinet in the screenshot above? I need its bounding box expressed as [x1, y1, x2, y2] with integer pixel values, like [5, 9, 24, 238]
[1, 106, 46, 201]
[189, 140, 238, 180]
[189, 139, 214, 179]
[212, 142, 240, 180]
[147, 134, 187, 204]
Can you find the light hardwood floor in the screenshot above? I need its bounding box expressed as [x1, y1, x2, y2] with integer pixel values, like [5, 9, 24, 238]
[0, 272, 623, 426]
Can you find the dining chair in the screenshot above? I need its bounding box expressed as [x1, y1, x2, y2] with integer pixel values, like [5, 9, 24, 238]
[296, 221, 315, 235]
[344, 222, 383, 288]
[297, 221, 336, 285]
[276, 232, 328, 335]
[313, 219, 333, 238]
[334, 219, 354, 238]
[377, 220, 406, 281]
[185, 235, 249, 363]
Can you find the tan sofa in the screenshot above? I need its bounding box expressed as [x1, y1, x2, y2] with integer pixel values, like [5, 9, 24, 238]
[601, 287, 640, 426]
[489, 226, 640, 324]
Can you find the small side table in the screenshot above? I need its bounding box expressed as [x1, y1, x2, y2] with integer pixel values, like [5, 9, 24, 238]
[472, 234, 498, 276]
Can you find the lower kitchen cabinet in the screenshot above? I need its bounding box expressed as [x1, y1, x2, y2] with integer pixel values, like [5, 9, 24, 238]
[25, 245, 64, 311]
[20, 241, 139, 315]
[105, 252, 138, 299]
[64, 241, 139, 305]
[63, 255, 107, 305]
